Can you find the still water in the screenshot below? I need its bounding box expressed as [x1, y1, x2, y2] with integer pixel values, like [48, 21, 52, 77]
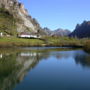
[0, 47, 90, 90]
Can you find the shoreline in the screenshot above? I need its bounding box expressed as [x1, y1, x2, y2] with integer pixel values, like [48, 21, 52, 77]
[0, 44, 83, 48]
[0, 37, 86, 50]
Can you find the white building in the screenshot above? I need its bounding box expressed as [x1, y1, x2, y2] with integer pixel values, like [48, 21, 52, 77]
[18, 32, 37, 38]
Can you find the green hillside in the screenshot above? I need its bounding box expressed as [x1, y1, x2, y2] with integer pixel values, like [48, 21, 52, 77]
[0, 8, 17, 36]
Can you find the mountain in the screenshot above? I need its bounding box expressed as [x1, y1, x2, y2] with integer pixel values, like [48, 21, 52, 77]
[69, 21, 90, 38]
[43, 27, 53, 35]
[52, 28, 71, 37]
[0, 0, 46, 36]
[43, 27, 71, 37]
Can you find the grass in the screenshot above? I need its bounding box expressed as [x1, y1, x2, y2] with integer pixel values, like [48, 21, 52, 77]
[0, 8, 17, 36]
[84, 40, 90, 52]
[41, 36, 84, 47]
[0, 37, 89, 48]
[0, 37, 45, 47]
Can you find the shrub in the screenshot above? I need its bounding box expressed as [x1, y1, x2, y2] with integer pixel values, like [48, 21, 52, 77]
[84, 40, 90, 52]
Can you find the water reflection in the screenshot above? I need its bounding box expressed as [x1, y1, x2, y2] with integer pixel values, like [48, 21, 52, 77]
[0, 48, 51, 90]
[0, 48, 90, 90]
[74, 50, 90, 67]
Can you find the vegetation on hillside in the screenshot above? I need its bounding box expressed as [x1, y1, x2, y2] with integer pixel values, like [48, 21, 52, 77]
[0, 8, 17, 36]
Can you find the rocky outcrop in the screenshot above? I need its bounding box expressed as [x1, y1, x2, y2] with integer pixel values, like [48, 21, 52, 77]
[69, 21, 90, 38]
[0, 0, 45, 35]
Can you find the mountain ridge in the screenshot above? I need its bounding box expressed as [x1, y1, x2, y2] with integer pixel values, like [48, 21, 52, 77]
[43, 27, 71, 36]
[69, 20, 90, 38]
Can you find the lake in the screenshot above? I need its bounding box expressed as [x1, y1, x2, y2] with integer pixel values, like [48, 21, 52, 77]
[0, 47, 90, 90]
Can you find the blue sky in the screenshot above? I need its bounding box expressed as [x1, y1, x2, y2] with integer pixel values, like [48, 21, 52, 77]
[19, 0, 90, 31]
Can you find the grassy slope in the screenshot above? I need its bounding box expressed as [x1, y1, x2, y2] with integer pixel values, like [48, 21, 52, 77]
[0, 8, 17, 36]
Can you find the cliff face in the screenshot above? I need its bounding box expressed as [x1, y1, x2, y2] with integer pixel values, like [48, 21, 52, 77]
[0, 0, 44, 35]
[69, 21, 90, 38]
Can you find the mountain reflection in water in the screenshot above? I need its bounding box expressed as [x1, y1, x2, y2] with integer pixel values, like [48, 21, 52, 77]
[0, 48, 90, 90]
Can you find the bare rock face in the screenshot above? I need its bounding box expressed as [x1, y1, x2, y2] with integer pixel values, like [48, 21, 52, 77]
[0, 0, 17, 9]
[0, 0, 43, 34]
[69, 21, 90, 38]
[19, 3, 28, 15]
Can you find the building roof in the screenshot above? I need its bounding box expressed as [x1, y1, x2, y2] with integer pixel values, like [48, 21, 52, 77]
[19, 32, 30, 35]
[19, 32, 37, 35]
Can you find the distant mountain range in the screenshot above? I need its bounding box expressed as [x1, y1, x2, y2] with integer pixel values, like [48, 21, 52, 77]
[69, 21, 90, 38]
[43, 27, 71, 37]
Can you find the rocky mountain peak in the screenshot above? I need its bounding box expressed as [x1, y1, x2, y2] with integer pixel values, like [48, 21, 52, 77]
[0, 0, 47, 35]
[69, 20, 90, 38]
[0, 0, 17, 8]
